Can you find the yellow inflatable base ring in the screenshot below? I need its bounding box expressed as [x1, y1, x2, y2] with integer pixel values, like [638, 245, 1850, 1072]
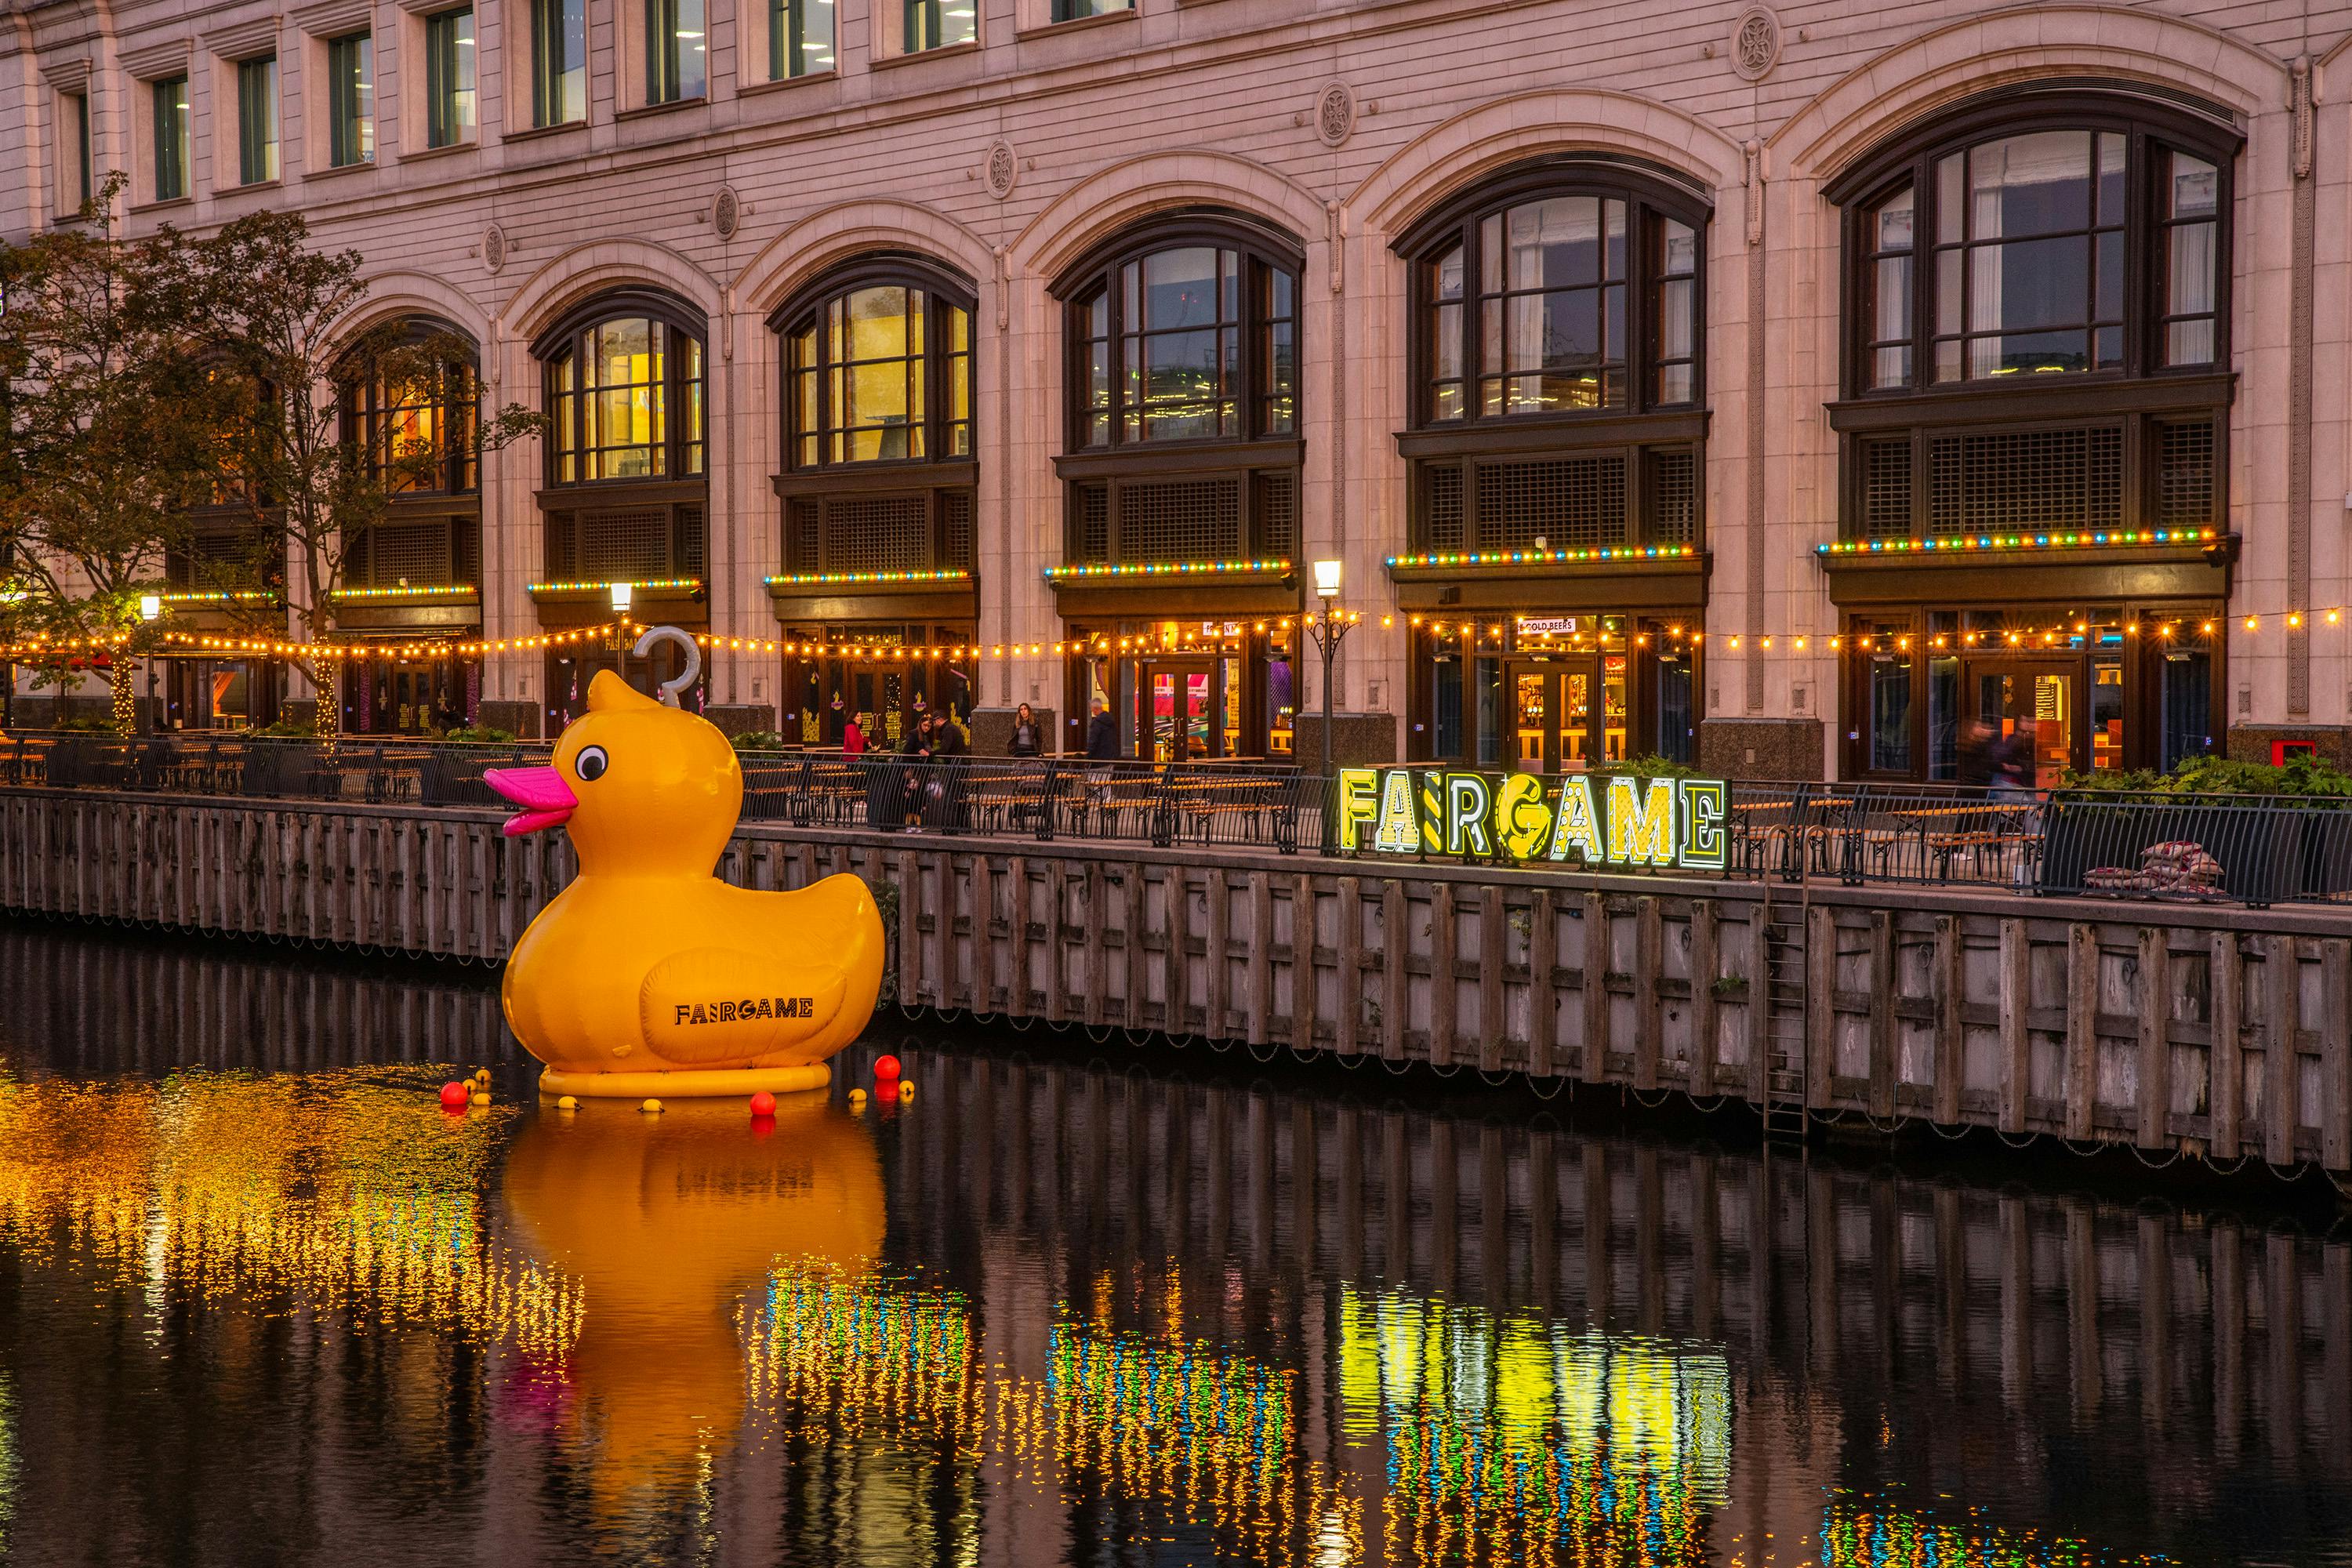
[536, 1064, 833, 1100]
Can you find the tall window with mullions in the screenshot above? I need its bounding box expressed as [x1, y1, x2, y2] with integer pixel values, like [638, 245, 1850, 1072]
[151, 76, 190, 200]
[236, 58, 278, 184]
[545, 315, 706, 484]
[786, 284, 970, 467]
[646, 0, 706, 103]
[325, 32, 373, 167]
[771, 0, 834, 78]
[425, 9, 476, 148]
[532, 0, 587, 125]
[903, 0, 975, 52]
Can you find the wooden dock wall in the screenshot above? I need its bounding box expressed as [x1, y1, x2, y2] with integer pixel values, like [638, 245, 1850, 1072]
[3, 786, 2347, 1174]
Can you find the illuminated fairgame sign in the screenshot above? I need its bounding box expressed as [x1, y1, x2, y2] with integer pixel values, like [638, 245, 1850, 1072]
[1334, 768, 1729, 871]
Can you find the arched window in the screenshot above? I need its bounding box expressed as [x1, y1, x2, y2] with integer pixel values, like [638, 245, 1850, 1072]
[528, 291, 710, 703]
[340, 316, 479, 497]
[1062, 218, 1298, 451]
[1838, 101, 2230, 394]
[536, 294, 706, 485]
[1406, 162, 1704, 429]
[1388, 160, 1712, 771]
[768, 256, 980, 749]
[1821, 89, 2239, 784]
[777, 258, 973, 469]
[1049, 212, 1308, 762]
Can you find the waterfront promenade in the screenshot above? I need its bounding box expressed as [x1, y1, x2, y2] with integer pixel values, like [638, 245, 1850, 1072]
[5, 742, 2348, 1185]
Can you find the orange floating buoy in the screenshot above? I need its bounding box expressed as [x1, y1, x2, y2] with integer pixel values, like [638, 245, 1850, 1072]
[439, 1081, 470, 1112]
[749, 1091, 777, 1116]
[873, 1054, 901, 1083]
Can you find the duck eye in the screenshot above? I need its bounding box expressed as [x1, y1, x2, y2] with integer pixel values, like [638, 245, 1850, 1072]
[575, 746, 609, 783]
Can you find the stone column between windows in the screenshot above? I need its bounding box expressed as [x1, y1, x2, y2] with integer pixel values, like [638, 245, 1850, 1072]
[2288, 56, 2315, 717]
[1744, 139, 1767, 716]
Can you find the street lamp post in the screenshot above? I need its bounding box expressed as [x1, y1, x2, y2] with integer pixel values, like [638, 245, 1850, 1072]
[139, 594, 162, 734]
[1303, 559, 1359, 781]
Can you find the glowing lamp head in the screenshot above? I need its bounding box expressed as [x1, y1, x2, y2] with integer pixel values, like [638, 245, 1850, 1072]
[1312, 559, 1342, 599]
[138, 593, 162, 622]
[608, 582, 634, 615]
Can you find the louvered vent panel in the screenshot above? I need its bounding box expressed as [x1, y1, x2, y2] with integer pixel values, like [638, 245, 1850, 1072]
[1072, 484, 1109, 562]
[577, 508, 670, 580]
[1645, 449, 1697, 546]
[1421, 465, 1465, 551]
[1118, 478, 1242, 561]
[821, 496, 927, 575]
[365, 523, 453, 586]
[675, 506, 706, 578]
[786, 500, 820, 574]
[2156, 419, 2216, 530]
[1474, 457, 1626, 550]
[1926, 426, 2124, 536]
[1859, 439, 1914, 538]
[941, 492, 975, 572]
[1253, 471, 1298, 561]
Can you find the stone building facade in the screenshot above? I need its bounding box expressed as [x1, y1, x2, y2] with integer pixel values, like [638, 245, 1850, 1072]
[5, 0, 2349, 780]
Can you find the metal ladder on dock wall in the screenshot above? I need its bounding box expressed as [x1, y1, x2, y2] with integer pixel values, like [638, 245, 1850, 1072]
[1756, 861, 1813, 1143]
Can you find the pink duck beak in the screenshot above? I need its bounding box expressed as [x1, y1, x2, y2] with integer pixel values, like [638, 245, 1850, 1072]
[485, 766, 578, 837]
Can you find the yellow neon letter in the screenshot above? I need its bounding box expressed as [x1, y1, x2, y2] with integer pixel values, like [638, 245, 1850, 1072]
[1606, 776, 1678, 866]
[1547, 776, 1602, 864]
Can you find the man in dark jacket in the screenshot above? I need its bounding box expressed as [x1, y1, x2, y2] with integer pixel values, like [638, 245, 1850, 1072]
[1084, 699, 1119, 760]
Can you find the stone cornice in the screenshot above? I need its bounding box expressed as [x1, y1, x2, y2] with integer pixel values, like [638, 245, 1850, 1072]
[200, 13, 281, 59]
[115, 32, 191, 78]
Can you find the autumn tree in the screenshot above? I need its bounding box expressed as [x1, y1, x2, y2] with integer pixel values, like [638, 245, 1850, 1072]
[0, 176, 223, 732]
[160, 210, 540, 735]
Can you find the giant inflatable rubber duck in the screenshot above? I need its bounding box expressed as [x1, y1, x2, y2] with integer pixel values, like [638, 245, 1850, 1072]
[486, 626, 885, 1099]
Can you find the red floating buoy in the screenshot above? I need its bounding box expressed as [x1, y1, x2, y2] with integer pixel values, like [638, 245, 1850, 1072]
[439, 1081, 470, 1112]
[749, 1091, 777, 1116]
[873, 1054, 902, 1083]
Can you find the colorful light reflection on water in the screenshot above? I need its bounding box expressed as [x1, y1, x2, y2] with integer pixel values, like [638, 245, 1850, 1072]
[0, 926, 2344, 1566]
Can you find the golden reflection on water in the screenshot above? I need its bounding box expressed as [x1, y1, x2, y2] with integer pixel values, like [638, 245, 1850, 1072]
[0, 1067, 580, 1356]
[501, 1094, 885, 1511]
[1339, 1287, 1732, 1568]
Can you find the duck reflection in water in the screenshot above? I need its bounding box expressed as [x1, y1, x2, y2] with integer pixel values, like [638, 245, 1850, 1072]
[499, 1095, 884, 1510]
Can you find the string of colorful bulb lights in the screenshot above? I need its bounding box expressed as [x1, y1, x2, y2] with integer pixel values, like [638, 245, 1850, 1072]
[7, 607, 2347, 664]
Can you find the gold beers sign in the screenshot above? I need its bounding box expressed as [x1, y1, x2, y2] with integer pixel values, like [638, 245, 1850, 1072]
[1333, 768, 1729, 872]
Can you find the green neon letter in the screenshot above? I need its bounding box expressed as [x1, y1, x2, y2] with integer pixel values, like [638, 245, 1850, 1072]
[1679, 779, 1727, 871]
[1443, 772, 1494, 857]
[1337, 768, 1381, 851]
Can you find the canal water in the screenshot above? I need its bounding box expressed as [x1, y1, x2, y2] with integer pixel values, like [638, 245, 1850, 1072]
[0, 921, 2345, 1568]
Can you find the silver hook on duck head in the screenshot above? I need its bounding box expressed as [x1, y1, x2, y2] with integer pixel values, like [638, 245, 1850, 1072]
[630, 624, 702, 708]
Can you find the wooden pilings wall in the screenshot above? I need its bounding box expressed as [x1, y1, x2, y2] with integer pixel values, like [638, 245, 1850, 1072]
[873, 1045, 2352, 1536]
[4, 787, 2349, 1174]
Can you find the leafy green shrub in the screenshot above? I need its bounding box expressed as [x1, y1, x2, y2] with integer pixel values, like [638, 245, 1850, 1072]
[255, 716, 316, 739]
[440, 724, 517, 745]
[2062, 753, 2352, 799]
[730, 730, 789, 753]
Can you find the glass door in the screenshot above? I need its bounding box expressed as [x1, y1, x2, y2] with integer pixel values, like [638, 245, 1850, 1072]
[1969, 662, 2077, 789]
[1506, 655, 1621, 772]
[1139, 659, 1220, 762]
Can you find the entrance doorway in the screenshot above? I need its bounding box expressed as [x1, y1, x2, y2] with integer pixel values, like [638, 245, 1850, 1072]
[1137, 659, 1236, 761]
[1505, 654, 1628, 772]
[1968, 662, 2076, 789]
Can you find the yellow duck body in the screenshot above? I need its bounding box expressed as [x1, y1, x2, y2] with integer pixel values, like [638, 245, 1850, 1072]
[489, 670, 885, 1098]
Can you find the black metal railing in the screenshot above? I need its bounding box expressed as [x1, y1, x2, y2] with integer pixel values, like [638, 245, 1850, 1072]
[8, 728, 2352, 908]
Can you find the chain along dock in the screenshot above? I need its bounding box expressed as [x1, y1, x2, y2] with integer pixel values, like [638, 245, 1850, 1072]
[2, 783, 2346, 1179]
